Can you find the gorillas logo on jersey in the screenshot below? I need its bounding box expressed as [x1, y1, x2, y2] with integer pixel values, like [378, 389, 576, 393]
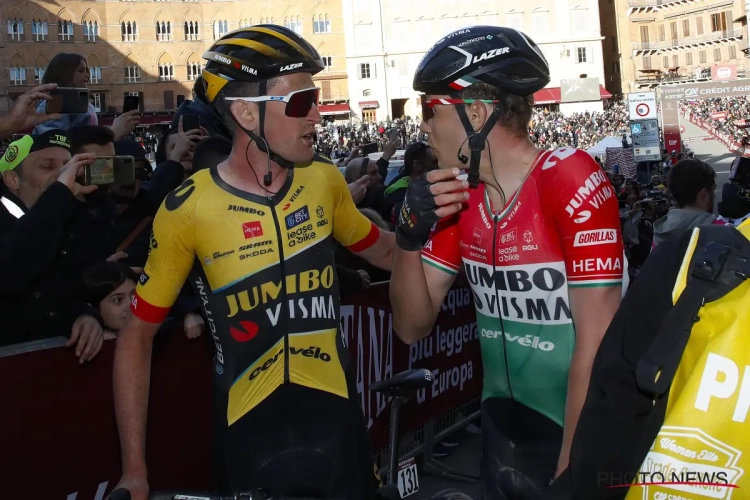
[165, 179, 195, 211]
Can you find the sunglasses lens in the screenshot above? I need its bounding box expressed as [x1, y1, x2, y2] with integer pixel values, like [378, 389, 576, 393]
[286, 88, 320, 117]
[420, 98, 434, 122]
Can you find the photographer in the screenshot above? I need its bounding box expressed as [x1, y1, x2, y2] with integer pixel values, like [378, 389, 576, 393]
[717, 137, 750, 222]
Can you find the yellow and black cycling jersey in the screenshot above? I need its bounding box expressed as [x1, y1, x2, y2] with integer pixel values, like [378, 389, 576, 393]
[131, 155, 380, 426]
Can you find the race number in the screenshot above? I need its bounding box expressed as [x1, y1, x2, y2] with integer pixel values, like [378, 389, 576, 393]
[397, 457, 419, 498]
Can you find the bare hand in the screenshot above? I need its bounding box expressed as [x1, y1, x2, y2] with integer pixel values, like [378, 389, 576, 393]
[111, 109, 141, 140]
[348, 176, 369, 204]
[0, 83, 61, 138]
[66, 315, 104, 363]
[112, 475, 149, 500]
[169, 117, 206, 163]
[183, 312, 205, 339]
[343, 148, 361, 166]
[425, 168, 470, 218]
[107, 251, 129, 263]
[57, 153, 98, 196]
[357, 269, 371, 290]
[382, 128, 400, 161]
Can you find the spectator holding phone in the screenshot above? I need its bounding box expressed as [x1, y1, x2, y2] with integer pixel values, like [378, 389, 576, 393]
[33, 53, 139, 140]
[0, 130, 113, 360]
[0, 84, 62, 140]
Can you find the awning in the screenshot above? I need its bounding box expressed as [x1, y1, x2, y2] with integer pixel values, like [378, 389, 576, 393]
[359, 100, 379, 109]
[532, 85, 612, 105]
[319, 104, 350, 116]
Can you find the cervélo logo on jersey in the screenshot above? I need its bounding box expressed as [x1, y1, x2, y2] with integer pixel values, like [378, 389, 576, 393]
[573, 229, 618, 247]
[463, 259, 572, 325]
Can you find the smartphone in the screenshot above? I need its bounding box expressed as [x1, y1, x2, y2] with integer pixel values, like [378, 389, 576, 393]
[83, 156, 136, 186]
[182, 114, 200, 132]
[123, 95, 140, 113]
[361, 143, 378, 155]
[47, 88, 89, 114]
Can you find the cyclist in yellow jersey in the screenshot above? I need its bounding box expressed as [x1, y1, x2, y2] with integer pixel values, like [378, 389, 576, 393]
[112, 26, 395, 500]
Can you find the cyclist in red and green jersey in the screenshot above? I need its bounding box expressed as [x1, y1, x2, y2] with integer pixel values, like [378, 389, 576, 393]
[389, 26, 624, 499]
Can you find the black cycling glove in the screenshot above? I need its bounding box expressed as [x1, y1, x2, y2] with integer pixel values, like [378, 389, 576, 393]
[396, 174, 440, 251]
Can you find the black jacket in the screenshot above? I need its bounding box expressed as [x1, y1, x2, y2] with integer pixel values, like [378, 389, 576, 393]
[0, 184, 117, 346]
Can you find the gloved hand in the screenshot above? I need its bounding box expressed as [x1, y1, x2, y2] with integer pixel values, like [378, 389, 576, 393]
[396, 174, 440, 251]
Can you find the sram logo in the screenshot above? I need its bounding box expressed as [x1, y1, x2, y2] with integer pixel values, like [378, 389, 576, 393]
[573, 229, 618, 247]
[472, 46, 509, 64]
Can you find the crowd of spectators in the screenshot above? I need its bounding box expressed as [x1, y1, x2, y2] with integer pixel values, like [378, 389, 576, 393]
[529, 100, 629, 151]
[680, 96, 750, 144]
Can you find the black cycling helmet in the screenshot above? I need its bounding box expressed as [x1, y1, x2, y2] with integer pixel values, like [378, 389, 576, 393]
[202, 25, 324, 103]
[413, 26, 550, 97]
[200, 25, 325, 172]
[414, 26, 550, 187]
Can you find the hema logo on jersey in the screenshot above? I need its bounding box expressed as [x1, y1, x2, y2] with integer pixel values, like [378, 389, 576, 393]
[573, 229, 618, 247]
[463, 259, 572, 325]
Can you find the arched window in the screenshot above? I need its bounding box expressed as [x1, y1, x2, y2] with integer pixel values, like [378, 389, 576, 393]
[363, 89, 371, 97]
[121, 20, 138, 41]
[7, 19, 24, 41]
[83, 21, 99, 42]
[9, 55, 26, 85]
[314, 14, 331, 33]
[184, 21, 199, 40]
[58, 19, 74, 41]
[186, 54, 202, 80]
[214, 20, 228, 39]
[158, 64, 174, 81]
[32, 19, 48, 41]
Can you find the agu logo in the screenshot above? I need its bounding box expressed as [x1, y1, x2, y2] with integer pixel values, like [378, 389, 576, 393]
[3, 145, 18, 163]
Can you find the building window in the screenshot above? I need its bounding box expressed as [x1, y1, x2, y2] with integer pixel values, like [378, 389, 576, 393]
[159, 64, 174, 81]
[363, 89, 371, 97]
[92, 93, 103, 113]
[682, 19, 690, 37]
[612, 61, 620, 74]
[322, 56, 333, 70]
[83, 21, 99, 42]
[7, 19, 24, 41]
[506, 14, 522, 31]
[699, 50, 706, 64]
[58, 20, 74, 41]
[90, 66, 102, 83]
[672, 54, 678, 67]
[711, 13, 728, 32]
[729, 45, 737, 59]
[663, 56, 669, 68]
[122, 21, 138, 41]
[643, 57, 652, 70]
[34, 67, 45, 84]
[577, 47, 588, 63]
[184, 21, 200, 40]
[669, 21, 677, 41]
[532, 13, 547, 33]
[10, 66, 27, 85]
[658, 24, 665, 41]
[125, 66, 141, 83]
[260, 17, 275, 25]
[187, 62, 202, 80]
[696, 17, 703, 35]
[214, 20, 228, 39]
[686, 52, 693, 65]
[611, 36, 617, 51]
[571, 10, 586, 32]
[32, 20, 48, 41]
[640, 26, 649, 43]
[313, 14, 331, 33]
[285, 16, 302, 34]
[359, 63, 372, 79]
[713, 47, 722, 61]
[156, 21, 172, 41]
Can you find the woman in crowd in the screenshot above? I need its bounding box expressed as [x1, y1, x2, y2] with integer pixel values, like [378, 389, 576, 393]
[34, 52, 138, 138]
[78, 262, 139, 338]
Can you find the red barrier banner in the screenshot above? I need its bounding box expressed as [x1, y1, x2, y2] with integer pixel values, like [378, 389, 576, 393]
[710, 111, 728, 121]
[0, 282, 480, 498]
[341, 282, 481, 450]
[711, 64, 738, 81]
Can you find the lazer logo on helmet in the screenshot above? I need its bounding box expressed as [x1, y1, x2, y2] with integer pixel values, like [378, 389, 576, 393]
[472, 47, 510, 64]
[280, 63, 303, 72]
[215, 55, 232, 65]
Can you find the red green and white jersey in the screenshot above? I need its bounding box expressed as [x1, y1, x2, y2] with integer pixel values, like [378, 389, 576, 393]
[422, 147, 624, 426]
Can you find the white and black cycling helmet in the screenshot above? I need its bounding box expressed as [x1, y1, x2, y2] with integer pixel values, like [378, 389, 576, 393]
[414, 26, 550, 187]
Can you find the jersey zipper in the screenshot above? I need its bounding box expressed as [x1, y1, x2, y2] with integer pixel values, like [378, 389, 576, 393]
[491, 213, 514, 401]
[268, 195, 291, 385]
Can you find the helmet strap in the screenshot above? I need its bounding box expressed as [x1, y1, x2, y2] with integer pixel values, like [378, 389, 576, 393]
[243, 79, 295, 169]
[456, 105, 501, 188]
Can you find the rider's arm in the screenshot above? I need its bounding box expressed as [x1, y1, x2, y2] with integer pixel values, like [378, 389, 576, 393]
[548, 149, 625, 476]
[328, 163, 395, 270]
[113, 189, 197, 482]
[390, 216, 460, 344]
